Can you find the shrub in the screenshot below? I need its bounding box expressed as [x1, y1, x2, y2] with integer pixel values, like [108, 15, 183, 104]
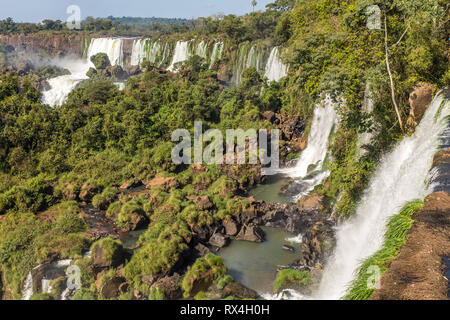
[345, 200, 424, 300]
[273, 269, 313, 293]
[181, 254, 227, 298]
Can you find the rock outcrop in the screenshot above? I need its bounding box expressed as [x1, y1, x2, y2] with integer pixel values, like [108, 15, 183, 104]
[371, 191, 450, 300]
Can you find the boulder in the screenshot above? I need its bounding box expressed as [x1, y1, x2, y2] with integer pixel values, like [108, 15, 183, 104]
[298, 193, 326, 213]
[151, 274, 183, 300]
[91, 238, 125, 268]
[144, 175, 178, 191]
[195, 195, 214, 210]
[100, 276, 126, 299]
[193, 243, 211, 257]
[263, 110, 276, 122]
[236, 224, 265, 243]
[282, 245, 296, 253]
[407, 82, 436, 128]
[222, 282, 259, 299]
[223, 219, 239, 236]
[79, 184, 97, 202]
[209, 233, 230, 248]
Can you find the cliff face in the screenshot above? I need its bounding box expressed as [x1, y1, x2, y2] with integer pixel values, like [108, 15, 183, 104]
[0, 33, 84, 58]
[372, 148, 450, 300]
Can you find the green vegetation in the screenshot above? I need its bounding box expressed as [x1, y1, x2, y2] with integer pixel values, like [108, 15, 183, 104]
[0, 0, 447, 300]
[273, 269, 313, 293]
[90, 237, 124, 267]
[345, 199, 424, 300]
[181, 254, 227, 298]
[0, 202, 88, 298]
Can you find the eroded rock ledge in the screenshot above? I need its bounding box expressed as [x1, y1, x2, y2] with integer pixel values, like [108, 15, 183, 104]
[372, 148, 450, 300]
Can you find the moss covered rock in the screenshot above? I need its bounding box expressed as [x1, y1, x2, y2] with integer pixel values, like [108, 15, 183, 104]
[91, 237, 125, 268]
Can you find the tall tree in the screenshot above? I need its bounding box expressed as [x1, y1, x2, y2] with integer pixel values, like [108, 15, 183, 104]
[251, 0, 258, 12]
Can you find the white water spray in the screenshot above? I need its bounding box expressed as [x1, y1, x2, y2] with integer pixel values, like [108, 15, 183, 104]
[168, 40, 193, 72]
[264, 47, 288, 82]
[86, 38, 124, 67]
[316, 93, 449, 300]
[43, 38, 126, 106]
[209, 42, 224, 68]
[280, 97, 338, 199]
[42, 59, 90, 107]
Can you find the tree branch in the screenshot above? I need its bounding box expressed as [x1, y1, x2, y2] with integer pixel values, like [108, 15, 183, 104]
[384, 15, 404, 133]
[390, 24, 410, 50]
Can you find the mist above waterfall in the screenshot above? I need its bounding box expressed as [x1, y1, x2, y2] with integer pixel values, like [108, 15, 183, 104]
[41, 58, 90, 107]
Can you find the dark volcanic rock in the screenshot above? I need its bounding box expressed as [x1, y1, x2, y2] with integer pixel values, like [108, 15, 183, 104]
[100, 276, 126, 299]
[236, 224, 265, 243]
[222, 281, 260, 299]
[223, 218, 240, 236]
[209, 233, 230, 248]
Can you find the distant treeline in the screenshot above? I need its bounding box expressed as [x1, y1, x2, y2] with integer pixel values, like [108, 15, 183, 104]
[105, 16, 189, 26]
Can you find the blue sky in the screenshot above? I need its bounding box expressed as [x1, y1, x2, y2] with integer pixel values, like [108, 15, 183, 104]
[0, 0, 274, 22]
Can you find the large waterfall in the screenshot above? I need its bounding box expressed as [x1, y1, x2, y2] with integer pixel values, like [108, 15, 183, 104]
[86, 38, 124, 67]
[42, 37, 289, 107]
[209, 42, 224, 68]
[168, 40, 193, 72]
[315, 93, 449, 299]
[264, 47, 288, 82]
[130, 38, 168, 68]
[281, 97, 339, 199]
[42, 59, 89, 107]
[43, 38, 125, 107]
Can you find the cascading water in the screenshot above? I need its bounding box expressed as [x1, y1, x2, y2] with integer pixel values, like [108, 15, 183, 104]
[264, 47, 288, 82]
[42, 59, 90, 107]
[315, 92, 449, 300]
[281, 97, 339, 199]
[22, 271, 34, 300]
[168, 40, 193, 72]
[130, 38, 166, 68]
[86, 38, 124, 67]
[245, 45, 263, 71]
[43, 37, 126, 107]
[209, 42, 224, 68]
[195, 40, 208, 60]
[130, 38, 147, 66]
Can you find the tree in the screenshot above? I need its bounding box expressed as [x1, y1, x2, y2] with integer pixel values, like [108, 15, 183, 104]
[251, 0, 258, 12]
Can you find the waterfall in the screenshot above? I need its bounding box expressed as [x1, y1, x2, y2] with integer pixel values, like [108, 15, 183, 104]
[356, 83, 376, 157]
[209, 42, 224, 68]
[264, 47, 288, 82]
[245, 45, 263, 71]
[42, 59, 90, 107]
[168, 40, 193, 72]
[86, 38, 124, 67]
[315, 93, 449, 300]
[43, 38, 126, 107]
[281, 97, 339, 199]
[131, 39, 166, 68]
[233, 44, 264, 85]
[195, 40, 208, 60]
[22, 271, 34, 300]
[130, 38, 146, 66]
